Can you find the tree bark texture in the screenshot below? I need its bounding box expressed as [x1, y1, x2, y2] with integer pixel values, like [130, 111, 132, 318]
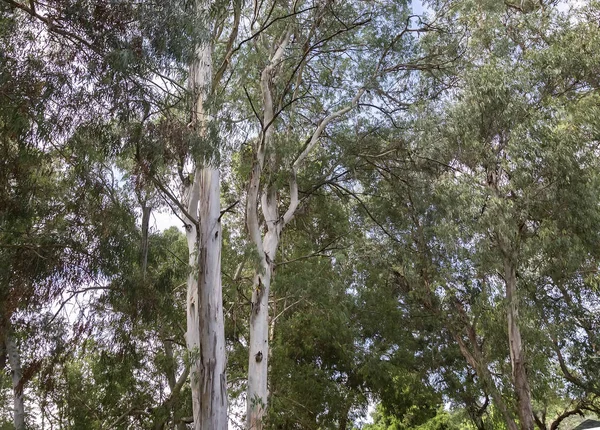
[6, 334, 25, 430]
[245, 28, 291, 429]
[247, 226, 280, 429]
[245, 136, 283, 428]
[185, 6, 228, 428]
[504, 258, 534, 430]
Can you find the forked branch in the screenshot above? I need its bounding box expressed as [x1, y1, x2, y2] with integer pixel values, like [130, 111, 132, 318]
[283, 88, 365, 225]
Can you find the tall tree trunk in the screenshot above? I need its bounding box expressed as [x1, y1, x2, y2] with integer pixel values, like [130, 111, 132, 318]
[246, 161, 282, 429]
[504, 258, 534, 430]
[185, 5, 228, 428]
[6, 334, 25, 430]
[197, 167, 227, 429]
[247, 226, 279, 429]
[245, 30, 290, 427]
[243, 19, 363, 426]
[185, 195, 203, 425]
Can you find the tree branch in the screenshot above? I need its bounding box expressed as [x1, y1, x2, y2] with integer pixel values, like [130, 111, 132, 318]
[281, 88, 364, 225]
[292, 88, 365, 171]
[212, 0, 241, 92]
[550, 405, 585, 430]
[218, 200, 240, 222]
[149, 175, 199, 230]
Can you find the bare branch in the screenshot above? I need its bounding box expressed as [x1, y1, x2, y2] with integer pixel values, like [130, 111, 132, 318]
[234, 6, 317, 55]
[150, 175, 199, 230]
[550, 404, 585, 430]
[218, 200, 240, 222]
[276, 238, 341, 267]
[328, 181, 402, 244]
[271, 298, 303, 323]
[292, 88, 365, 171]
[49, 286, 113, 325]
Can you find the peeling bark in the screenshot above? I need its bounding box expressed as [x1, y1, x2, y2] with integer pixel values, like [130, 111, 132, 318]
[185, 3, 228, 428]
[196, 167, 228, 429]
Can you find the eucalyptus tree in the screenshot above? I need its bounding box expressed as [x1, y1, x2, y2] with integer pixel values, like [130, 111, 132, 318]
[0, 0, 235, 427]
[0, 5, 105, 427]
[263, 191, 367, 429]
[225, 1, 443, 425]
[0, 2, 441, 428]
[0, 1, 191, 427]
[0, 116, 138, 429]
[31, 226, 194, 430]
[181, 2, 226, 426]
[433, 3, 600, 428]
[346, 1, 600, 429]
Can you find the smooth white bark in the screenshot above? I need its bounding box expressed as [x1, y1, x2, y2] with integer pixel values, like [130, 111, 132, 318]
[185, 5, 228, 427]
[245, 20, 365, 426]
[186, 169, 203, 427]
[247, 226, 280, 429]
[6, 334, 25, 430]
[245, 28, 291, 429]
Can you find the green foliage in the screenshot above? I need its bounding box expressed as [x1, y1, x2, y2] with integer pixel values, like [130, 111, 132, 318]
[364, 405, 471, 430]
[3, 0, 600, 429]
[344, 1, 600, 428]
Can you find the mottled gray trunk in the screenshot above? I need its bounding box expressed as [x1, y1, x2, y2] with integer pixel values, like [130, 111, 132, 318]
[196, 168, 227, 429]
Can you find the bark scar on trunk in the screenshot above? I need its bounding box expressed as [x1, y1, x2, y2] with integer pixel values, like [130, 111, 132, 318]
[253, 277, 265, 314]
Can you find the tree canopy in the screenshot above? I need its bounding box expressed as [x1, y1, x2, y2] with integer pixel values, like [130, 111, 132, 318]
[1, 1, 600, 430]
